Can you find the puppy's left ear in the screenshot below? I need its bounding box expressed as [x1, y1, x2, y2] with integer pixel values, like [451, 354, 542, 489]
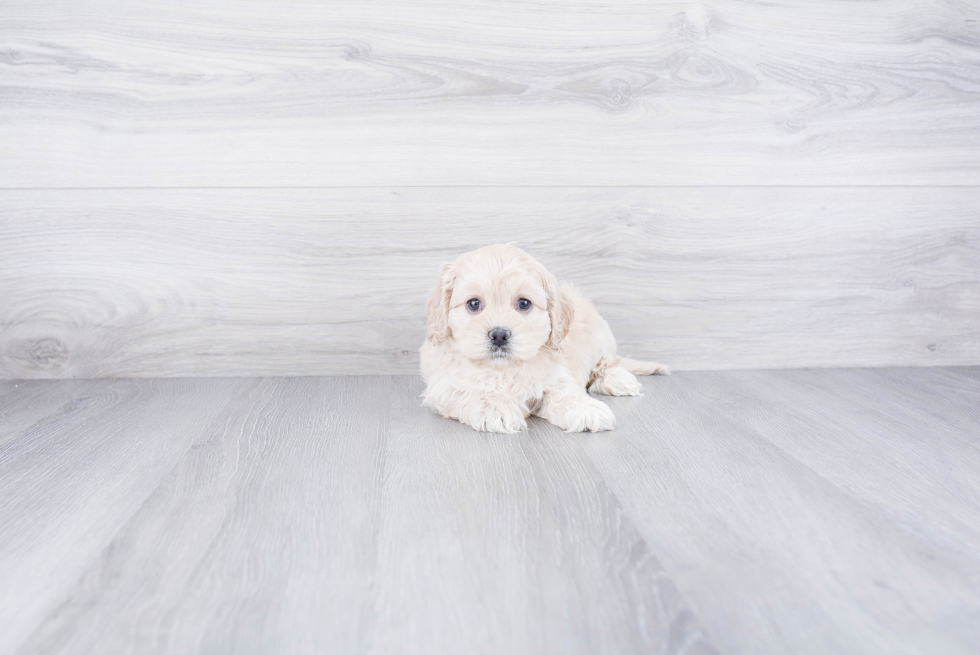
[545, 276, 575, 350]
[425, 262, 456, 343]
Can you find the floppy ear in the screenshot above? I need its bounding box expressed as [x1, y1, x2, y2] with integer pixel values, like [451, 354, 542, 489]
[545, 275, 575, 350]
[425, 262, 456, 343]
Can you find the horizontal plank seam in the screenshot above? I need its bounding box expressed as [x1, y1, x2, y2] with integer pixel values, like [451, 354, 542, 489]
[3, 185, 980, 191]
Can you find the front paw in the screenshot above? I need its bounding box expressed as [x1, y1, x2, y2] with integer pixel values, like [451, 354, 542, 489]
[458, 402, 527, 434]
[553, 397, 616, 433]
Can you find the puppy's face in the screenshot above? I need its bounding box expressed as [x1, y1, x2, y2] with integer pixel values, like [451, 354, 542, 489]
[426, 245, 571, 366]
[448, 263, 551, 364]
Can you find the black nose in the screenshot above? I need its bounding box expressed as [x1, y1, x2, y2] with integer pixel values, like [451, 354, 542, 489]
[488, 328, 511, 347]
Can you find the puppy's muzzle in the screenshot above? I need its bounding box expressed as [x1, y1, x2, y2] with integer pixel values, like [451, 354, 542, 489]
[488, 328, 511, 351]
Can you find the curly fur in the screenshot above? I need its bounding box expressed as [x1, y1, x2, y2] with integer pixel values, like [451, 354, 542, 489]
[420, 244, 669, 433]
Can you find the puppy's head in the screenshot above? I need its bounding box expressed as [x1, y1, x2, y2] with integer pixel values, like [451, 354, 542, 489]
[425, 244, 573, 365]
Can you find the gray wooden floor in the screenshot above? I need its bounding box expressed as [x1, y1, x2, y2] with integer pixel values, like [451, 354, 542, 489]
[1, 368, 978, 655]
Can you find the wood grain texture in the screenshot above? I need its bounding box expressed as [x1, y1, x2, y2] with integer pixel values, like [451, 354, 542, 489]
[585, 367, 980, 654]
[2, 0, 979, 186]
[3, 375, 714, 655]
[1, 369, 978, 654]
[2, 187, 977, 378]
[0, 380, 95, 446]
[0, 377, 255, 652]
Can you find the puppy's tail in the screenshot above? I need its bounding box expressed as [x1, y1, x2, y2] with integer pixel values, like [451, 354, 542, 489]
[616, 357, 671, 376]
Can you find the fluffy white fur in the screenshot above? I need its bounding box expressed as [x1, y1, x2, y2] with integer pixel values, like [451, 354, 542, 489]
[420, 244, 668, 433]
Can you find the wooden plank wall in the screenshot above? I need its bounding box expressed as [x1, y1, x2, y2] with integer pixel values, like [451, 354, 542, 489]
[1, 0, 978, 378]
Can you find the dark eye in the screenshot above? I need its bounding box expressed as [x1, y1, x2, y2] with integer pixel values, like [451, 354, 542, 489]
[516, 298, 532, 312]
[466, 298, 482, 312]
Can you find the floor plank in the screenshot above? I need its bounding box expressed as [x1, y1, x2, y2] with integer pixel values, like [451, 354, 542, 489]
[365, 377, 711, 654]
[3, 0, 979, 186]
[583, 370, 980, 654]
[1, 369, 977, 654]
[0, 380, 94, 447]
[0, 378, 254, 651]
[14, 377, 393, 655]
[10, 376, 713, 655]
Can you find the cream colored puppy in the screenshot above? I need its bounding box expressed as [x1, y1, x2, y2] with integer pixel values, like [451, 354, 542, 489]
[420, 244, 668, 433]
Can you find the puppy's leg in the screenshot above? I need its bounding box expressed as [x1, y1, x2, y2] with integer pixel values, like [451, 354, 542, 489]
[423, 379, 527, 433]
[537, 375, 615, 433]
[588, 365, 643, 396]
[457, 393, 528, 433]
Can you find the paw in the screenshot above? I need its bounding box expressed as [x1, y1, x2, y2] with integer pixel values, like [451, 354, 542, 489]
[589, 367, 643, 397]
[458, 402, 527, 434]
[554, 397, 616, 433]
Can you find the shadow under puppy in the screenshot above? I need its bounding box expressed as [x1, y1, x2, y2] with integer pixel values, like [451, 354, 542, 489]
[420, 244, 668, 433]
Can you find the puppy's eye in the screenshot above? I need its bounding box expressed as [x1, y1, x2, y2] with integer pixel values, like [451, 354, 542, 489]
[466, 298, 482, 313]
[516, 298, 532, 312]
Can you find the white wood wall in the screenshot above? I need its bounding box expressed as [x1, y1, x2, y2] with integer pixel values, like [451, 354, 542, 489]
[1, 0, 978, 378]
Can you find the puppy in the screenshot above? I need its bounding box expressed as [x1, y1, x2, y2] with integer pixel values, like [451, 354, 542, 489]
[420, 244, 668, 433]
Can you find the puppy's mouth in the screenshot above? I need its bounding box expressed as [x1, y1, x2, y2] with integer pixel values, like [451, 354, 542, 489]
[487, 344, 513, 361]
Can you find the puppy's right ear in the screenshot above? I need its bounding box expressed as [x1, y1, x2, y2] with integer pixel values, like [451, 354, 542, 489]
[425, 262, 456, 343]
